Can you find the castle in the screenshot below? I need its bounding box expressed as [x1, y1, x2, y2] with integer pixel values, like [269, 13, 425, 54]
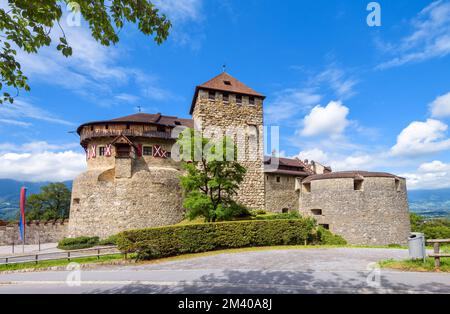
[68, 72, 411, 245]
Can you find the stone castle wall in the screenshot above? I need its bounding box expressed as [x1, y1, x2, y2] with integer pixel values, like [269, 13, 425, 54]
[299, 177, 411, 245]
[0, 220, 68, 245]
[192, 89, 265, 209]
[265, 174, 299, 213]
[68, 138, 185, 239]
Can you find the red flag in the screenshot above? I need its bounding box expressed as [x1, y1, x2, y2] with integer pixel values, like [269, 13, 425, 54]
[19, 187, 26, 242]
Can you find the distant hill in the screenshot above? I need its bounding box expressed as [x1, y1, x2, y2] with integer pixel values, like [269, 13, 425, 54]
[408, 188, 450, 219]
[0, 179, 72, 221]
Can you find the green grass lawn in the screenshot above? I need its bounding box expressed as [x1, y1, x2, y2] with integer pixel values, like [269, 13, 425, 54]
[0, 254, 125, 272]
[379, 257, 450, 272]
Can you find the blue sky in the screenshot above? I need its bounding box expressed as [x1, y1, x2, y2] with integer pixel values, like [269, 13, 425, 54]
[1, 0, 450, 189]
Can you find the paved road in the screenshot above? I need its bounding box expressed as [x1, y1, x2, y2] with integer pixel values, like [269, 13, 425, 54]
[0, 248, 449, 294]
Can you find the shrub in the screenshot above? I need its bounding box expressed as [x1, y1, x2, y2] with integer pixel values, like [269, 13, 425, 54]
[98, 234, 119, 246]
[314, 226, 347, 245]
[116, 218, 343, 260]
[410, 214, 450, 240]
[57, 236, 99, 250]
[254, 212, 302, 220]
[250, 209, 267, 216]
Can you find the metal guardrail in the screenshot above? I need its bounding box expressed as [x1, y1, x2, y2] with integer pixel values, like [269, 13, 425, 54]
[0, 246, 121, 266]
[426, 239, 450, 269]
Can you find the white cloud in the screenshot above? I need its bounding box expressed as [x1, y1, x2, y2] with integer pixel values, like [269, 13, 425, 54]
[295, 148, 329, 164]
[300, 101, 350, 138]
[14, 14, 172, 105]
[400, 160, 450, 189]
[311, 66, 358, 99]
[377, 1, 450, 69]
[391, 119, 450, 156]
[0, 151, 86, 182]
[0, 141, 79, 155]
[266, 89, 322, 123]
[154, 0, 203, 22]
[0, 119, 31, 127]
[0, 99, 74, 126]
[430, 91, 450, 118]
[0, 141, 85, 182]
[418, 160, 450, 172]
[294, 148, 378, 172]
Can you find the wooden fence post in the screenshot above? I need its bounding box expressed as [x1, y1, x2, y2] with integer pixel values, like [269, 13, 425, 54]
[433, 242, 440, 269]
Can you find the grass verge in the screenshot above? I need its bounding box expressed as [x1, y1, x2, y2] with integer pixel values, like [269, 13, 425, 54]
[0, 254, 125, 272]
[379, 257, 450, 272]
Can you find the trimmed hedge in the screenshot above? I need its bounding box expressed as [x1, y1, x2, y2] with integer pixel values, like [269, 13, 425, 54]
[117, 219, 347, 260]
[57, 236, 99, 250]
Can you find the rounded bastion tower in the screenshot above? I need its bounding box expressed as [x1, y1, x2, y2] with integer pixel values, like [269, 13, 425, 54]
[299, 171, 411, 245]
[68, 113, 193, 238]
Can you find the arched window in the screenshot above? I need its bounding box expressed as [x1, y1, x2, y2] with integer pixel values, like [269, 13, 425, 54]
[311, 209, 323, 216]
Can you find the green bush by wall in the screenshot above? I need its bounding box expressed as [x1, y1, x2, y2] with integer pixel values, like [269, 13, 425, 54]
[117, 219, 347, 260]
[57, 236, 100, 250]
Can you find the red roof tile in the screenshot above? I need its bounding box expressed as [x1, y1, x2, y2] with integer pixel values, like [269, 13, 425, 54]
[190, 72, 265, 114]
[77, 113, 193, 134]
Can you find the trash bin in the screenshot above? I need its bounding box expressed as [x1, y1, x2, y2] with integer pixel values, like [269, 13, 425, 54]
[408, 232, 426, 260]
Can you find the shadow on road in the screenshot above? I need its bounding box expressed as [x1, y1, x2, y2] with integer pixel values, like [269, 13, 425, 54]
[85, 269, 450, 294]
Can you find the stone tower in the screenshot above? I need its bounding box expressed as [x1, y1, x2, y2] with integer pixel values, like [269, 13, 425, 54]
[190, 72, 266, 209]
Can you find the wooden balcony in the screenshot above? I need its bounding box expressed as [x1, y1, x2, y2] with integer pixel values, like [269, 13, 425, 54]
[80, 129, 173, 142]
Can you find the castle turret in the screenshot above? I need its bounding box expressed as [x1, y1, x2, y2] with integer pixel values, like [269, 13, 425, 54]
[68, 113, 193, 238]
[190, 72, 266, 209]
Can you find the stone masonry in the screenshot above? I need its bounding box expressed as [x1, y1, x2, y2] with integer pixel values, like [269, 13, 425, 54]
[192, 89, 266, 210]
[299, 174, 411, 245]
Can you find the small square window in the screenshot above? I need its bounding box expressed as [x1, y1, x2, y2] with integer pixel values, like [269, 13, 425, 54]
[319, 224, 330, 230]
[249, 97, 255, 105]
[276, 176, 281, 183]
[354, 180, 363, 191]
[224, 80, 232, 86]
[209, 91, 216, 100]
[99, 147, 106, 156]
[236, 95, 242, 104]
[105, 124, 109, 130]
[73, 198, 80, 205]
[143, 146, 153, 156]
[126, 124, 130, 129]
[223, 93, 229, 102]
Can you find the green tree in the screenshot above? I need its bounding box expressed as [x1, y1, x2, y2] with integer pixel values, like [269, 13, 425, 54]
[177, 128, 248, 222]
[0, 0, 171, 104]
[410, 213, 450, 240]
[25, 183, 71, 220]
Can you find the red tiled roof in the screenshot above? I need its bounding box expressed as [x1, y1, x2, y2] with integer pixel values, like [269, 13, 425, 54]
[264, 156, 315, 176]
[302, 171, 402, 183]
[190, 72, 265, 114]
[77, 113, 194, 134]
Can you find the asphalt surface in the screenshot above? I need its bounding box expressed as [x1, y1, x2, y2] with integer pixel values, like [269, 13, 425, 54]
[0, 248, 449, 294]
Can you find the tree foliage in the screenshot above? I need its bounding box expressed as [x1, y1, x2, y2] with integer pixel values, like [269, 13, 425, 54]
[25, 182, 71, 220]
[0, 0, 171, 104]
[410, 213, 450, 240]
[177, 128, 249, 223]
